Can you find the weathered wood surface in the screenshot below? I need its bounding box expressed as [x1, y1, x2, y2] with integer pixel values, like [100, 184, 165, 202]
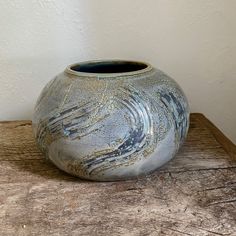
[0, 113, 235, 236]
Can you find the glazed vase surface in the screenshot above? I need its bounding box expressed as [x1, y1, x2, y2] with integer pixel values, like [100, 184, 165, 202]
[33, 60, 189, 181]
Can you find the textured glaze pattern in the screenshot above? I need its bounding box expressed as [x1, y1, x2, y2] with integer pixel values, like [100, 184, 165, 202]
[33, 61, 189, 181]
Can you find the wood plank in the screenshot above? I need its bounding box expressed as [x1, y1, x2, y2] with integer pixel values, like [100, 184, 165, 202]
[0, 114, 235, 235]
[196, 113, 236, 160]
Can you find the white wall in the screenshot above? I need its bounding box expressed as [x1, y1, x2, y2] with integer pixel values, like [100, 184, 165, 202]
[0, 0, 236, 143]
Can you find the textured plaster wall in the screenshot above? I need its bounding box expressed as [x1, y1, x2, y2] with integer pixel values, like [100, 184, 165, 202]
[0, 0, 236, 143]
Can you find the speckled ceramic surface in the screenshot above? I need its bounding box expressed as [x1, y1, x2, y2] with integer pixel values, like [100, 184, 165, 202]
[33, 60, 189, 181]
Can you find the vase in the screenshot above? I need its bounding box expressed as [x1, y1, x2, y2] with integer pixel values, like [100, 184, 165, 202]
[33, 60, 189, 181]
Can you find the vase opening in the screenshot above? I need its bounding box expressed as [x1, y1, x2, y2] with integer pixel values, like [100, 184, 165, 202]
[70, 60, 148, 74]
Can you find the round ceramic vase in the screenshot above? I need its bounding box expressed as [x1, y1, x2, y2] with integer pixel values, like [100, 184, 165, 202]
[33, 60, 189, 181]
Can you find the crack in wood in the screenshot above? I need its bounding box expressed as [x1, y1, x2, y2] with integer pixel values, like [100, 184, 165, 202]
[208, 198, 236, 206]
[189, 225, 232, 236]
[161, 166, 236, 173]
[161, 226, 193, 235]
[198, 182, 236, 192]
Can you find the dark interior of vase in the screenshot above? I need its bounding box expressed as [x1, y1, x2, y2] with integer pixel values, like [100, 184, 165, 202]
[70, 61, 148, 74]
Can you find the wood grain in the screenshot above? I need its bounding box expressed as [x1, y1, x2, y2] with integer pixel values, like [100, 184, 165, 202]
[0, 113, 235, 236]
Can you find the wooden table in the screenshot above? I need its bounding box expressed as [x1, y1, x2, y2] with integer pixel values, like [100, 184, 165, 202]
[0, 113, 236, 236]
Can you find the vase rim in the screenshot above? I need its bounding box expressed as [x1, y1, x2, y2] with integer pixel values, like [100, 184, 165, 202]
[65, 59, 153, 78]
